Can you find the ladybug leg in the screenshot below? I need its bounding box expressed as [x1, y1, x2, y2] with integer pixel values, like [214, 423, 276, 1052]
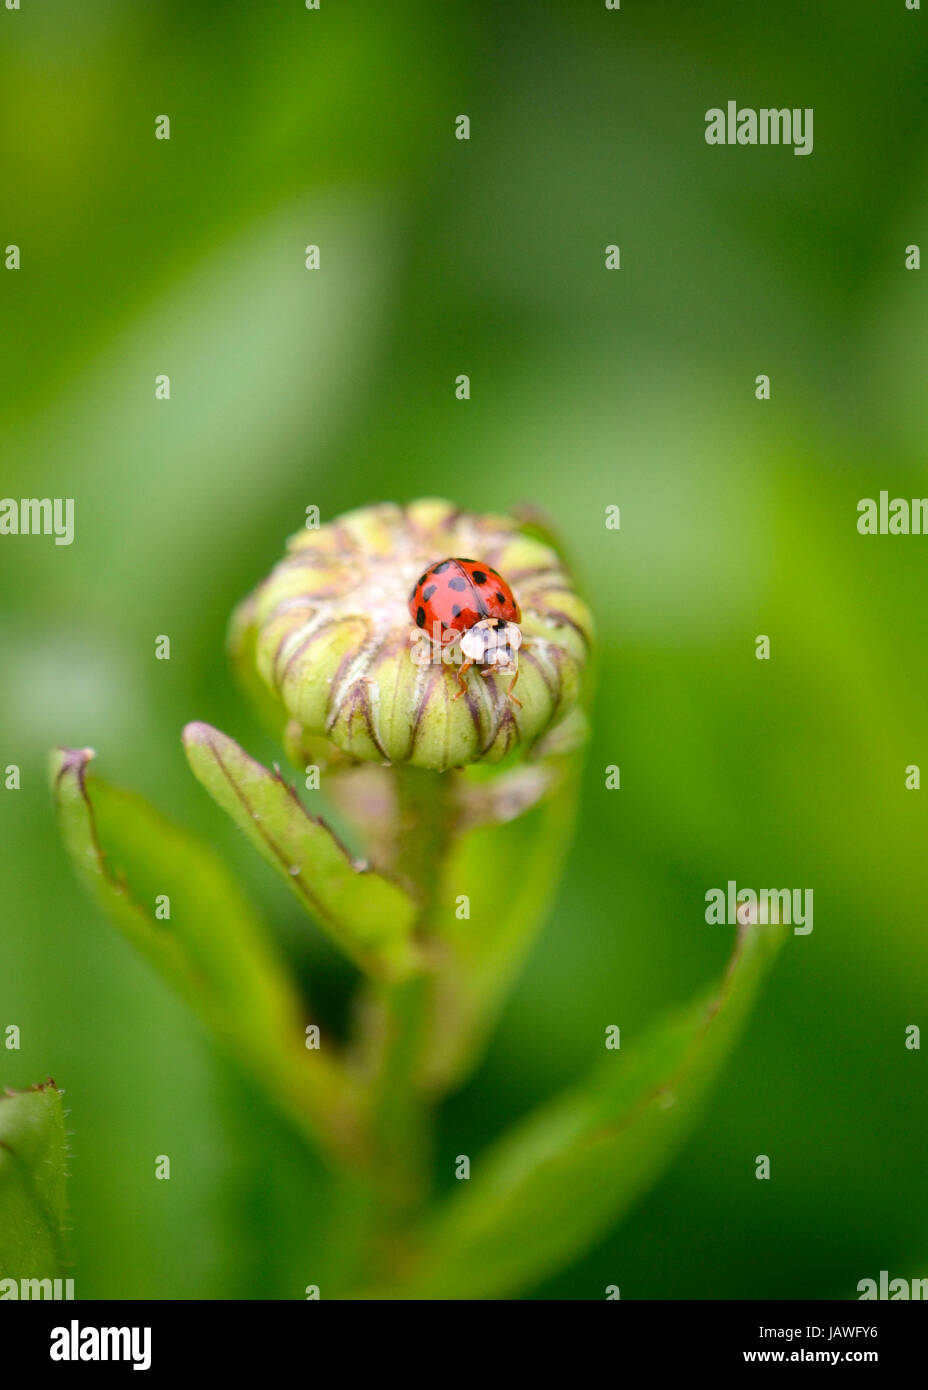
[506, 667, 523, 708]
[453, 659, 474, 701]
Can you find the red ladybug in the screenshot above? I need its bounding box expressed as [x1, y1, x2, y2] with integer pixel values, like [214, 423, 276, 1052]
[408, 557, 523, 706]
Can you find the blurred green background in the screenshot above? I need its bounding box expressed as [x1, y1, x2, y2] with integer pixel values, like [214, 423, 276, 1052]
[2, 0, 927, 1299]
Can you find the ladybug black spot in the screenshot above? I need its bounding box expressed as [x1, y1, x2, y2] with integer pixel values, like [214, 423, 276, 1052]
[422, 584, 436, 601]
[471, 569, 487, 585]
[495, 591, 505, 604]
[432, 561, 452, 574]
[451, 604, 462, 617]
[415, 606, 426, 628]
[448, 577, 468, 591]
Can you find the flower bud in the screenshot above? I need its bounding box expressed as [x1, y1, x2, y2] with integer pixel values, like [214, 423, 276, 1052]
[235, 499, 592, 772]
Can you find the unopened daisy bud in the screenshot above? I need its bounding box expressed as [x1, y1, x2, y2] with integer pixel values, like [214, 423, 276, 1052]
[234, 499, 593, 772]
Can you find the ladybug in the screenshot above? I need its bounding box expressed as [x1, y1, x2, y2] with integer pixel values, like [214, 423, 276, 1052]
[408, 557, 524, 706]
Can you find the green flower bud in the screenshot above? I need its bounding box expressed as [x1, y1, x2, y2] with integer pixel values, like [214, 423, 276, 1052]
[235, 499, 592, 772]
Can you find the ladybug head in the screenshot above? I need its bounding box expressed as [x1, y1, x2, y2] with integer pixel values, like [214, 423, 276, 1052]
[460, 618, 522, 668]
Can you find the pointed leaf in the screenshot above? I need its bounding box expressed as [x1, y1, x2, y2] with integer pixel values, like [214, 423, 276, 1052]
[0, 1082, 68, 1280]
[182, 722, 420, 978]
[50, 748, 363, 1164]
[364, 918, 787, 1298]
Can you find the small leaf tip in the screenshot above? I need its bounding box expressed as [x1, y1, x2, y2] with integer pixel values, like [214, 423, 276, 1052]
[181, 720, 214, 746]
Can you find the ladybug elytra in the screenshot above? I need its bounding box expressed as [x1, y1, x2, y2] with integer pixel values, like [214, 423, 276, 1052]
[408, 557, 523, 706]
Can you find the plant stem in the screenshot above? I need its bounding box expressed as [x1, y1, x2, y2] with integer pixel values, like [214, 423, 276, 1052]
[361, 764, 456, 1276]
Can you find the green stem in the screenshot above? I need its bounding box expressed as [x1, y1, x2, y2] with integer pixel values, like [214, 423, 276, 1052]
[361, 764, 456, 1275]
[391, 763, 456, 900]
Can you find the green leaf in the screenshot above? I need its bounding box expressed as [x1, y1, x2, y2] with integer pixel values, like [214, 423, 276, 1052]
[182, 722, 420, 979]
[50, 747, 364, 1166]
[0, 1082, 68, 1280]
[364, 918, 787, 1298]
